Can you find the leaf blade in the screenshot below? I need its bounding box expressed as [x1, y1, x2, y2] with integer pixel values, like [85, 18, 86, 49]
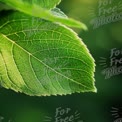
[0, 11, 96, 96]
[0, 0, 87, 29]
[0, 0, 61, 9]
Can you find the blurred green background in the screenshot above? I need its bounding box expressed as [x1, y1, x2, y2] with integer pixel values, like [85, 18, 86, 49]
[0, 0, 122, 122]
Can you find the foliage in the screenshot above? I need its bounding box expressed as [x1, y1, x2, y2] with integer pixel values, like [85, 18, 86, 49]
[0, 0, 96, 96]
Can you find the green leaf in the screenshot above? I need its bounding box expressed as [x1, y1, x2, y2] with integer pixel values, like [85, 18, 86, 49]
[0, 0, 61, 10]
[0, 0, 87, 29]
[0, 11, 96, 96]
[22, 0, 61, 9]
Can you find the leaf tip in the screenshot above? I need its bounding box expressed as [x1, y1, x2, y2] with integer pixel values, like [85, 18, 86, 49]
[79, 22, 88, 31]
[93, 87, 97, 93]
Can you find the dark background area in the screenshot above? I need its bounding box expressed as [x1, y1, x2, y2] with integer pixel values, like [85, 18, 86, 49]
[0, 0, 122, 122]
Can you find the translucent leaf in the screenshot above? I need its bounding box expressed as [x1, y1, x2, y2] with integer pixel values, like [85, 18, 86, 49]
[0, 11, 96, 96]
[0, 0, 87, 29]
